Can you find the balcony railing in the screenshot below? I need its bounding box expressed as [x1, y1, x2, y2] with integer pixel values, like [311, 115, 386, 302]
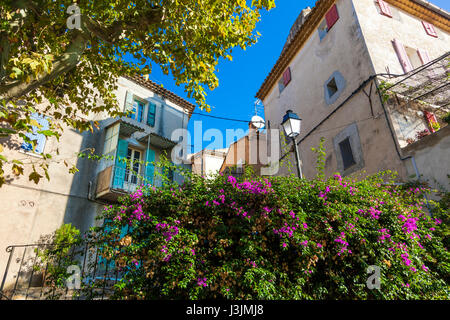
[0, 242, 133, 300]
[96, 165, 150, 201]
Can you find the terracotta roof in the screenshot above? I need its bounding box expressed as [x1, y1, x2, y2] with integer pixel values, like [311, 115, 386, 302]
[124, 75, 196, 118]
[255, 0, 450, 101]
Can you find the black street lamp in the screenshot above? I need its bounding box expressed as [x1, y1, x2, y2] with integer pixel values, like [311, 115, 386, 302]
[281, 110, 303, 178]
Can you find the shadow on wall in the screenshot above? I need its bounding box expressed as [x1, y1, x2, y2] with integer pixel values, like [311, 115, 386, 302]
[62, 121, 107, 234]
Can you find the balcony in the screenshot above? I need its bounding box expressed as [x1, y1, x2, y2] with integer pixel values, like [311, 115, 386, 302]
[95, 165, 150, 202]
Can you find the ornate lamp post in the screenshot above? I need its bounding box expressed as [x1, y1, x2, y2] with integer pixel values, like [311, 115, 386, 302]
[281, 110, 303, 178]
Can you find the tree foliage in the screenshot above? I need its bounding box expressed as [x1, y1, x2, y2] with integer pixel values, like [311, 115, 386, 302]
[0, 0, 275, 185]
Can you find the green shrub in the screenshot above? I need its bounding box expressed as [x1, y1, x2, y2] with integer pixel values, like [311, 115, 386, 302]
[443, 112, 450, 124]
[34, 223, 82, 297]
[86, 164, 449, 300]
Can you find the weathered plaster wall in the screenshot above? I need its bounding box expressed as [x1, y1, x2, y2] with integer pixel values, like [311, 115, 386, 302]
[0, 77, 193, 288]
[352, 0, 450, 76]
[190, 150, 227, 177]
[0, 118, 104, 289]
[263, 0, 407, 179]
[402, 125, 450, 192]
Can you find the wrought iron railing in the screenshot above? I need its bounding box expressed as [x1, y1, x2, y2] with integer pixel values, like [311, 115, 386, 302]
[0, 242, 129, 300]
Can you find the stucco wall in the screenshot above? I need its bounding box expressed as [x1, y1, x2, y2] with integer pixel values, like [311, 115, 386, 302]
[352, 0, 450, 76]
[0, 77, 193, 288]
[403, 125, 450, 192]
[263, 0, 408, 179]
[190, 150, 227, 177]
[0, 117, 104, 289]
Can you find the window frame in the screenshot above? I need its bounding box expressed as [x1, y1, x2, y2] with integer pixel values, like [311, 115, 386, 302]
[338, 138, 356, 170]
[332, 123, 364, 176]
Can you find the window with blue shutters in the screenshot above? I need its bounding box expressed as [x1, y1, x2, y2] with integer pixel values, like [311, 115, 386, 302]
[20, 113, 49, 154]
[125, 91, 148, 123]
[136, 101, 144, 122]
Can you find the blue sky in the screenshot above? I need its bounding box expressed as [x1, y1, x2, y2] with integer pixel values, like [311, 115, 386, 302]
[145, 0, 450, 154]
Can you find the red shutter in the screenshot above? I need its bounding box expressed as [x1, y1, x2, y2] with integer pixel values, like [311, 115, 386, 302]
[417, 49, 431, 65]
[392, 39, 413, 73]
[378, 0, 392, 17]
[422, 21, 438, 37]
[325, 4, 339, 30]
[283, 67, 291, 86]
[424, 111, 438, 133]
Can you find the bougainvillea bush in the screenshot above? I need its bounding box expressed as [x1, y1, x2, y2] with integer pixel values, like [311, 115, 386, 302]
[87, 166, 449, 300]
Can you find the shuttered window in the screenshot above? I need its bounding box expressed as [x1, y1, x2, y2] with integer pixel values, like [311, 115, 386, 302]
[392, 39, 414, 73]
[377, 0, 392, 17]
[422, 21, 438, 38]
[325, 4, 339, 30]
[282, 67, 291, 87]
[417, 49, 431, 65]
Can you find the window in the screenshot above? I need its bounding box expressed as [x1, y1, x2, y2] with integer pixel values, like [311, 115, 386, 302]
[317, 4, 339, 41]
[318, 20, 328, 41]
[393, 39, 431, 73]
[124, 148, 142, 185]
[338, 138, 356, 170]
[278, 67, 291, 94]
[404, 46, 423, 70]
[20, 113, 49, 154]
[333, 123, 364, 176]
[324, 71, 346, 105]
[127, 99, 144, 121]
[124, 91, 147, 123]
[422, 21, 438, 38]
[326, 77, 338, 97]
[376, 0, 392, 18]
[278, 80, 286, 94]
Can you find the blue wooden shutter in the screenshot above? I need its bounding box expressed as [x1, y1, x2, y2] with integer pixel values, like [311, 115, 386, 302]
[137, 101, 144, 122]
[113, 139, 128, 189]
[145, 148, 155, 184]
[147, 103, 156, 127]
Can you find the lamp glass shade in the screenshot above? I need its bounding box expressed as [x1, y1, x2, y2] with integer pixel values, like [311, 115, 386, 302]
[282, 110, 302, 138]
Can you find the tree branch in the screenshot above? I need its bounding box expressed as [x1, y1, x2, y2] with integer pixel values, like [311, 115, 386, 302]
[0, 32, 87, 100]
[0, 5, 163, 100]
